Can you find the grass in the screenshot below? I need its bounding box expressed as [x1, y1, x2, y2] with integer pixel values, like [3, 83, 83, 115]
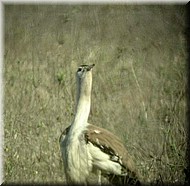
[3, 4, 187, 184]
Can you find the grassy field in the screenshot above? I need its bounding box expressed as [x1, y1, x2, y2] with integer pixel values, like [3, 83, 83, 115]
[3, 4, 187, 184]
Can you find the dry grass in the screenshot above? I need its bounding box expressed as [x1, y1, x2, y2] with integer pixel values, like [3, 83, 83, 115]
[3, 4, 187, 184]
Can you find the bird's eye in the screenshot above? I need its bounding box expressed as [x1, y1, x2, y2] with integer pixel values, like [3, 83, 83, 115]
[77, 67, 83, 72]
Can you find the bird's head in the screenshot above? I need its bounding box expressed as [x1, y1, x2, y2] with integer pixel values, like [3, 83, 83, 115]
[76, 64, 95, 79]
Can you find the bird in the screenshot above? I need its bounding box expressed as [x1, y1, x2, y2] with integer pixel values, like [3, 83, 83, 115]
[59, 64, 141, 185]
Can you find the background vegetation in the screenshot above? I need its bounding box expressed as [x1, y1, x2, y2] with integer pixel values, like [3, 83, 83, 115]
[4, 4, 187, 184]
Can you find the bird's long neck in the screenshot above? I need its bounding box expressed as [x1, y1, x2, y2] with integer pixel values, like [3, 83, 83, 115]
[69, 78, 92, 139]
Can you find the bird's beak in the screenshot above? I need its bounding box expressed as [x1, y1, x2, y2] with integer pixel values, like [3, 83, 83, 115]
[87, 64, 95, 71]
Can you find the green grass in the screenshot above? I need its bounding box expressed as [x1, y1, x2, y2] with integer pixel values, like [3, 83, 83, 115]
[3, 4, 187, 184]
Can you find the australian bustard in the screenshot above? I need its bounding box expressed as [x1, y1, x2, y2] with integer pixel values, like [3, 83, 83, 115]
[59, 64, 140, 185]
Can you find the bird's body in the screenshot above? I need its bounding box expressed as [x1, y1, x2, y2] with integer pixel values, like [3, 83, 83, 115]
[59, 64, 140, 185]
[60, 123, 140, 185]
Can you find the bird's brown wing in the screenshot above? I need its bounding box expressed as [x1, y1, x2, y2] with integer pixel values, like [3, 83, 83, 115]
[85, 124, 140, 185]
